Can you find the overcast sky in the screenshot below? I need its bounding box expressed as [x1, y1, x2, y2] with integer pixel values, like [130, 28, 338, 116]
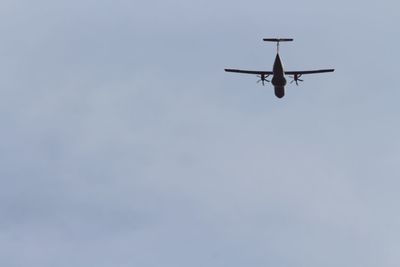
[1, 0, 400, 266]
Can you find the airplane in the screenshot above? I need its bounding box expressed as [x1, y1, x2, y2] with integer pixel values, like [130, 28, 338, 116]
[225, 38, 334, 98]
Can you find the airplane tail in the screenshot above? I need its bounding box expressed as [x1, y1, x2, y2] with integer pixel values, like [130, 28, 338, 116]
[263, 38, 293, 42]
[263, 38, 293, 53]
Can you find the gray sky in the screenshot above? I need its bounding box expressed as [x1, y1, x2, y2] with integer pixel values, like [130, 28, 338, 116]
[1, 0, 400, 266]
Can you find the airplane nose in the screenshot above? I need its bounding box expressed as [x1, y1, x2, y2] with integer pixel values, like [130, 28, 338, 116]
[274, 86, 285, 98]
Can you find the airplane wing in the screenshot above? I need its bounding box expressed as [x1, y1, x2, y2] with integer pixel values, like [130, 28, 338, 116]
[285, 69, 334, 75]
[225, 69, 273, 75]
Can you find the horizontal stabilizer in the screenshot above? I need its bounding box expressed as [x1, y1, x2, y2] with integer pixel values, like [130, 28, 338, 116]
[263, 38, 293, 42]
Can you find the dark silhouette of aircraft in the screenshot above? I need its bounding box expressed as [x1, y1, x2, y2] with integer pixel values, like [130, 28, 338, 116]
[225, 38, 334, 98]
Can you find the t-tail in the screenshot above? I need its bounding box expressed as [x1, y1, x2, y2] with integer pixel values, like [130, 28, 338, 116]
[263, 38, 293, 53]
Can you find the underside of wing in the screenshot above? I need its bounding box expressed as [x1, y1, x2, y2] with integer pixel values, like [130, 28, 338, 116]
[285, 69, 334, 75]
[225, 69, 273, 75]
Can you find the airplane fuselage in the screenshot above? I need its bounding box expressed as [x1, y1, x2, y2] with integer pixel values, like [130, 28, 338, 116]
[271, 53, 286, 98]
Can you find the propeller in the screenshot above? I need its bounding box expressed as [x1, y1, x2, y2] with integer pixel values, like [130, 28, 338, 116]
[257, 74, 270, 86]
[290, 74, 303, 86]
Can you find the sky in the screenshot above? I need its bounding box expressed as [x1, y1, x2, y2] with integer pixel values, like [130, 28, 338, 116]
[1, 0, 400, 266]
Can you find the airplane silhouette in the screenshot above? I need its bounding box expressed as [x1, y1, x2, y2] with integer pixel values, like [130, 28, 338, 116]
[225, 38, 334, 98]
